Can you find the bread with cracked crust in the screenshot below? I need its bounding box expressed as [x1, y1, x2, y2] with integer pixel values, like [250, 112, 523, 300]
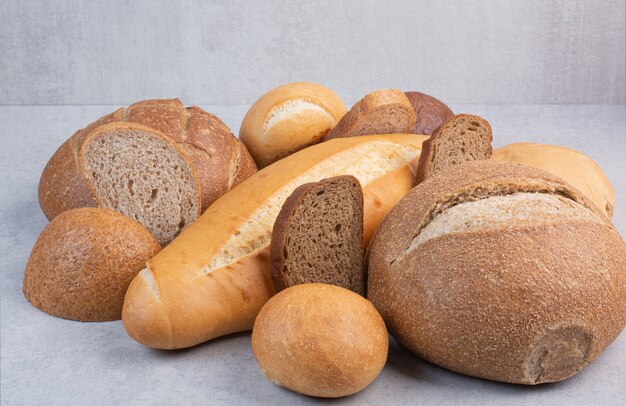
[38, 99, 257, 244]
[367, 159, 625, 384]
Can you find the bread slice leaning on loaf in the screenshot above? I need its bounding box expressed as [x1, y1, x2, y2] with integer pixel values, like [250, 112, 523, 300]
[368, 160, 625, 384]
[323, 89, 416, 141]
[122, 134, 427, 349]
[271, 176, 365, 295]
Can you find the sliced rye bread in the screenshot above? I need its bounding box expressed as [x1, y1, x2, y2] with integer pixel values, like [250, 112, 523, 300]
[323, 89, 416, 141]
[270, 176, 365, 295]
[415, 114, 492, 183]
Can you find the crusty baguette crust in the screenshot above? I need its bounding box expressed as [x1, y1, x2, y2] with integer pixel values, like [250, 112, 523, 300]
[38, 99, 256, 218]
[23, 208, 161, 322]
[405, 91, 454, 135]
[324, 89, 416, 141]
[270, 176, 363, 293]
[368, 160, 624, 384]
[415, 114, 493, 182]
[122, 134, 427, 349]
[240, 82, 347, 167]
[493, 142, 615, 219]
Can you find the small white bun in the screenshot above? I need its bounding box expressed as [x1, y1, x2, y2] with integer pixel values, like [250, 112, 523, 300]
[251, 283, 388, 398]
[240, 82, 347, 167]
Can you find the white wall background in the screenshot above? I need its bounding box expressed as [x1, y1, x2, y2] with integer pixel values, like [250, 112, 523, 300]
[0, 0, 624, 105]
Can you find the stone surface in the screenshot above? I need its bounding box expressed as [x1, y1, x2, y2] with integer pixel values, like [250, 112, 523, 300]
[1, 105, 625, 405]
[0, 0, 625, 105]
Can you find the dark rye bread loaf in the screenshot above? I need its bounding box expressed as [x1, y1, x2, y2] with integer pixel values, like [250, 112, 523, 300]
[415, 114, 492, 182]
[323, 89, 416, 141]
[39, 99, 257, 245]
[367, 160, 626, 384]
[271, 176, 365, 295]
[404, 91, 454, 135]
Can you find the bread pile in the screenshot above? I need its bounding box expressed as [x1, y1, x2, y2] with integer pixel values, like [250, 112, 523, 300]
[23, 82, 624, 397]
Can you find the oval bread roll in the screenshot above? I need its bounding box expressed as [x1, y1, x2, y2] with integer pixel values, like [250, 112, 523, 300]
[23, 208, 161, 322]
[240, 82, 347, 167]
[252, 283, 388, 398]
[493, 142, 615, 218]
[123, 134, 426, 349]
[368, 160, 626, 384]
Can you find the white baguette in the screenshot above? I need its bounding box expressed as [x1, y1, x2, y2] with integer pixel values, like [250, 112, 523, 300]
[122, 134, 427, 349]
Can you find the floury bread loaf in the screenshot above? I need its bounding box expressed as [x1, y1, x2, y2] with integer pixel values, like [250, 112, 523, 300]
[123, 134, 427, 349]
[494, 142, 615, 218]
[367, 160, 626, 384]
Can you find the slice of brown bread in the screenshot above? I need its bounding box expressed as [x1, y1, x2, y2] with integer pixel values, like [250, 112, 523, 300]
[415, 114, 492, 182]
[271, 176, 365, 295]
[80, 123, 201, 245]
[323, 89, 416, 141]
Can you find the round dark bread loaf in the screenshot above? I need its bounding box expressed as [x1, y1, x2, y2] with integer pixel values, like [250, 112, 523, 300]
[404, 91, 454, 135]
[23, 208, 161, 322]
[39, 99, 257, 244]
[367, 160, 625, 384]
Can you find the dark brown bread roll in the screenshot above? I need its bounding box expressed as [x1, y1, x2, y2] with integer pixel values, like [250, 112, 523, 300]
[405, 91, 454, 135]
[23, 208, 161, 322]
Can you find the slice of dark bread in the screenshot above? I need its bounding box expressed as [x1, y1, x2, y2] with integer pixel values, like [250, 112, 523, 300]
[415, 114, 492, 182]
[323, 89, 416, 141]
[270, 176, 365, 295]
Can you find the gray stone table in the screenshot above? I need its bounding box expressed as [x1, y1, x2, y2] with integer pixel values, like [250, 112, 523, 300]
[1, 105, 625, 405]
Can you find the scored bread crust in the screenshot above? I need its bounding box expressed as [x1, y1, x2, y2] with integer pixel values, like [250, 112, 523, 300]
[270, 176, 364, 293]
[405, 91, 454, 135]
[494, 142, 615, 219]
[368, 160, 625, 384]
[323, 89, 416, 141]
[415, 114, 493, 183]
[39, 99, 256, 218]
[122, 134, 426, 349]
[239, 82, 347, 167]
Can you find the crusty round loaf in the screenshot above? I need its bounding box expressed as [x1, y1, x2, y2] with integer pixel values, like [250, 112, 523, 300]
[23, 208, 161, 322]
[239, 82, 347, 167]
[368, 160, 626, 384]
[405, 91, 454, 135]
[252, 283, 388, 398]
[39, 98, 257, 220]
[493, 142, 615, 218]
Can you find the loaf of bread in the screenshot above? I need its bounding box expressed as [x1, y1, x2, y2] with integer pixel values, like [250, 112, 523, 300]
[240, 82, 347, 167]
[368, 160, 626, 384]
[39, 99, 257, 244]
[415, 114, 492, 182]
[252, 284, 388, 398]
[122, 134, 427, 349]
[494, 142, 615, 218]
[323, 89, 416, 140]
[405, 91, 454, 135]
[23, 208, 161, 321]
[271, 176, 364, 295]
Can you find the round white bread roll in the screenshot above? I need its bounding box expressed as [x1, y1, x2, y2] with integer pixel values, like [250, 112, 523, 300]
[368, 160, 626, 385]
[493, 142, 615, 218]
[240, 82, 347, 167]
[252, 283, 388, 397]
